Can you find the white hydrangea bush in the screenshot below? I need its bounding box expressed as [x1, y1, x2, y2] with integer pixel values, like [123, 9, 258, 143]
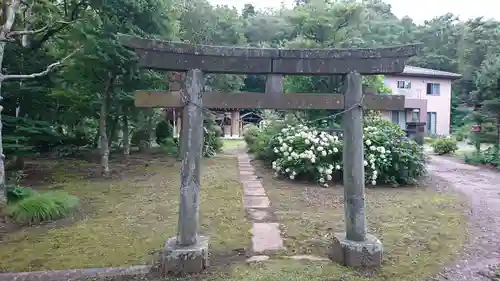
[269, 121, 421, 186]
[362, 125, 393, 185]
[271, 124, 343, 187]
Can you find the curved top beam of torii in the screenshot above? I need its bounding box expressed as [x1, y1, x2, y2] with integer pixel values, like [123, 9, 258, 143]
[119, 34, 422, 75]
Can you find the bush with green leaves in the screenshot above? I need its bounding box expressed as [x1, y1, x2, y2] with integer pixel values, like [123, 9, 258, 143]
[245, 120, 293, 160]
[464, 147, 500, 168]
[155, 120, 173, 144]
[203, 128, 223, 157]
[269, 117, 426, 186]
[432, 137, 458, 155]
[6, 185, 36, 203]
[452, 125, 471, 142]
[6, 191, 79, 224]
[242, 124, 260, 147]
[158, 138, 179, 155]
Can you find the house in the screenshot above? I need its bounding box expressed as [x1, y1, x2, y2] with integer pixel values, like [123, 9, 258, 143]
[381, 66, 462, 136]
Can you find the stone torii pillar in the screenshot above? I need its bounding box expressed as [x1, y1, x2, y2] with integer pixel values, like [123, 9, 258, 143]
[162, 69, 208, 274]
[328, 72, 383, 267]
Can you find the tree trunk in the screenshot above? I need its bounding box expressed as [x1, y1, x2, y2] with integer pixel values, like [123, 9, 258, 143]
[0, 0, 22, 204]
[0, 42, 7, 205]
[146, 108, 154, 151]
[122, 113, 130, 159]
[107, 115, 119, 148]
[100, 74, 114, 177]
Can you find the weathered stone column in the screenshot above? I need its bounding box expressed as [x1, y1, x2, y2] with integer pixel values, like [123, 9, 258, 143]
[223, 112, 231, 138]
[329, 72, 383, 268]
[161, 69, 209, 275]
[265, 74, 284, 95]
[175, 110, 182, 138]
[231, 111, 240, 137]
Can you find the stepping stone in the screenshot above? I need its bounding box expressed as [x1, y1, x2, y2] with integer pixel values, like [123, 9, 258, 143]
[246, 255, 270, 263]
[252, 223, 283, 252]
[244, 186, 266, 196]
[244, 182, 264, 188]
[240, 175, 259, 181]
[240, 170, 255, 176]
[244, 196, 270, 208]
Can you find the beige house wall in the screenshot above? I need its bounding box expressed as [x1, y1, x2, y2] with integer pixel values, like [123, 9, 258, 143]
[383, 76, 452, 136]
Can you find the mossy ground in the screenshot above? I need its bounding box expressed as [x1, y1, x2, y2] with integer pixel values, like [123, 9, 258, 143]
[252, 159, 468, 281]
[0, 153, 251, 272]
[1, 142, 468, 281]
[89, 152, 466, 281]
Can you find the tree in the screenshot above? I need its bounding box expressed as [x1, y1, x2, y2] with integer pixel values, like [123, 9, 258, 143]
[470, 54, 500, 151]
[0, 0, 86, 204]
[59, 0, 173, 176]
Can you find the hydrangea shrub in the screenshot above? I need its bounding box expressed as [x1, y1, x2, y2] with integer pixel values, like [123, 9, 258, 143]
[270, 118, 426, 187]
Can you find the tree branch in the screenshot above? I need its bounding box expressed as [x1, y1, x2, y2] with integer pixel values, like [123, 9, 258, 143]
[5, 20, 74, 38]
[0, 46, 82, 82]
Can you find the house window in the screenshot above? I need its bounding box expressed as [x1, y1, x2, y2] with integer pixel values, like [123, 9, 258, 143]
[391, 111, 406, 129]
[427, 112, 437, 134]
[397, 80, 411, 89]
[426, 83, 440, 96]
[391, 111, 399, 124]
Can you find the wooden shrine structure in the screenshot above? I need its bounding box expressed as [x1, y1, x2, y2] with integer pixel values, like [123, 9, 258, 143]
[119, 34, 421, 274]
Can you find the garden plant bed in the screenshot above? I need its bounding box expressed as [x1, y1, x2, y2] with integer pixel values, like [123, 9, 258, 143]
[0, 154, 251, 272]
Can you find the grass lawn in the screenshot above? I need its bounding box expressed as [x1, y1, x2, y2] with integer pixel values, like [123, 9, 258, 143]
[221, 139, 246, 152]
[89, 158, 468, 281]
[0, 154, 251, 272]
[249, 160, 468, 281]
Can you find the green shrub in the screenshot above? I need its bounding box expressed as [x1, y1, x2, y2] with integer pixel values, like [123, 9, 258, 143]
[159, 138, 179, 156]
[6, 185, 36, 203]
[453, 125, 470, 142]
[242, 124, 259, 147]
[6, 191, 79, 224]
[270, 117, 426, 186]
[203, 128, 223, 157]
[464, 147, 500, 168]
[131, 128, 149, 146]
[155, 121, 173, 144]
[245, 120, 288, 160]
[432, 137, 458, 155]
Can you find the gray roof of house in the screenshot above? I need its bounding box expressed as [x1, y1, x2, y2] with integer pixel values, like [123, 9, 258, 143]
[394, 66, 462, 80]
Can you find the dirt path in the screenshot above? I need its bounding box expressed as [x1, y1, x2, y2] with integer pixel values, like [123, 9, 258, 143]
[428, 155, 500, 281]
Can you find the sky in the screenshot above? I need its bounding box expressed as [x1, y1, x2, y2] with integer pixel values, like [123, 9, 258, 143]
[207, 0, 500, 24]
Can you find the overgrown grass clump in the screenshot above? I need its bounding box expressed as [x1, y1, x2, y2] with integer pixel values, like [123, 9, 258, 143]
[6, 190, 79, 224]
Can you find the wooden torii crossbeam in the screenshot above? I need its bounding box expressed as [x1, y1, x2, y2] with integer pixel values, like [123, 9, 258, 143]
[134, 90, 404, 111]
[119, 33, 421, 274]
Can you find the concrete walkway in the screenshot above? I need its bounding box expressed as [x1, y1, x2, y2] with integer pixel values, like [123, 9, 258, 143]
[236, 152, 284, 253]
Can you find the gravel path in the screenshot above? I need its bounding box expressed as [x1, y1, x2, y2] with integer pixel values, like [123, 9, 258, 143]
[428, 155, 500, 281]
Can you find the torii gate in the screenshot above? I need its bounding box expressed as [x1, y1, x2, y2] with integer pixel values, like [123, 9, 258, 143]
[119, 34, 420, 275]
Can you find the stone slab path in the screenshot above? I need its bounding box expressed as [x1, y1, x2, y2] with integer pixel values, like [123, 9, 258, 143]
[236, 152, 284, 253]
[428, 155, 500, 281]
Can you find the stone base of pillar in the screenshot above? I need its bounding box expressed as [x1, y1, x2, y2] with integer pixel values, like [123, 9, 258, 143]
[160, 236, 209, 275]
[328, 233, 382, 268]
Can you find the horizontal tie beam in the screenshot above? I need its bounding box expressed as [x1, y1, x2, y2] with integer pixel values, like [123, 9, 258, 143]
[134, 91, 405, 111]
